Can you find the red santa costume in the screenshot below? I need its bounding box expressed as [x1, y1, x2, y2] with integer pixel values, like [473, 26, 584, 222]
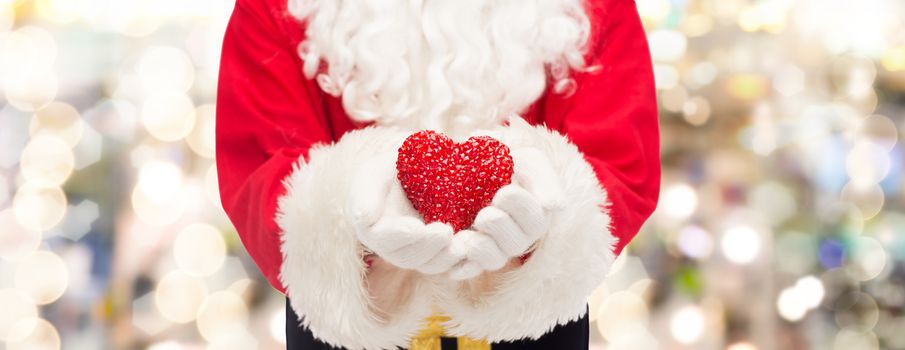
[215, 0, 660, 348]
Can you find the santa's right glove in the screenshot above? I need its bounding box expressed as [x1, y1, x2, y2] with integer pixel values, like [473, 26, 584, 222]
[346, 156, 464, 275]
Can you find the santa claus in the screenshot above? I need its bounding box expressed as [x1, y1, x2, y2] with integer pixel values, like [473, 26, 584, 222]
[215, 0, 660, 348]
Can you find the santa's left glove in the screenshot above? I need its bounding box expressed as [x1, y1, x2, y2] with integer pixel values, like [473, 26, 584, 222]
[346, 156, 465, 275]
[448, 147, 565, 280]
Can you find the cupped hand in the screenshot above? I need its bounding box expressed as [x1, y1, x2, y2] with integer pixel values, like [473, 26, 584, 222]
[447, 147, 564, 280]
[346, 155, 464, 274]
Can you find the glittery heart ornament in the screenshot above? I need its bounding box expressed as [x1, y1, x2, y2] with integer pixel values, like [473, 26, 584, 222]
[396, 130, 514, 232]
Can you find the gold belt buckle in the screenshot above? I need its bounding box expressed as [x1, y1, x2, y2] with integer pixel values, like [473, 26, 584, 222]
[409, 313, 490, 350]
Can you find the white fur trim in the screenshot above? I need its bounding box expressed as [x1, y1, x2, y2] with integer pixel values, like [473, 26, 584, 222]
[277, 126, 438, 350]
[437, 117, 617, 342]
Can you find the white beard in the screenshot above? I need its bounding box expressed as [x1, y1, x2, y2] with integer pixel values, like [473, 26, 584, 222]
[288, 0, 592, 138]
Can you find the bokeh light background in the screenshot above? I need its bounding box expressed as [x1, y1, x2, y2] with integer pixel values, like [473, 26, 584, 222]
[1, 0, 905, 349]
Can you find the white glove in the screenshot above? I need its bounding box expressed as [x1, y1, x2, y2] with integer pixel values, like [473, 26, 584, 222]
[448, 147, 564, 280]
[346, 155, 464, 275]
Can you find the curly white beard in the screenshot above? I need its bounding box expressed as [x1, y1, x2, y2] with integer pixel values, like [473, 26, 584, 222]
[288, 0, 591, 138]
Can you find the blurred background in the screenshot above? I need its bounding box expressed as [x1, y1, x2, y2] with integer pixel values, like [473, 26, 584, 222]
[1, 0, 904, 349]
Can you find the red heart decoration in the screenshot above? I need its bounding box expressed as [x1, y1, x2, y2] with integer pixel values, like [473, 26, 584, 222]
[396, 130, 514, 232]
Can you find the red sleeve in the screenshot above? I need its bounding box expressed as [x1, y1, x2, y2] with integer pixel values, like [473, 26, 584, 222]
[537, 0, 661, 255]
[215, 0, 332, 293]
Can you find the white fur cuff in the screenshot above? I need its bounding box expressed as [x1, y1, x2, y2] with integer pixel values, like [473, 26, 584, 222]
[277, 126, 436, 350]
[437, 118, 617, 342]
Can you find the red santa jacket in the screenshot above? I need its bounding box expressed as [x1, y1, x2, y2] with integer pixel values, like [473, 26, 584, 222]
[216, 0, 659, 347]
